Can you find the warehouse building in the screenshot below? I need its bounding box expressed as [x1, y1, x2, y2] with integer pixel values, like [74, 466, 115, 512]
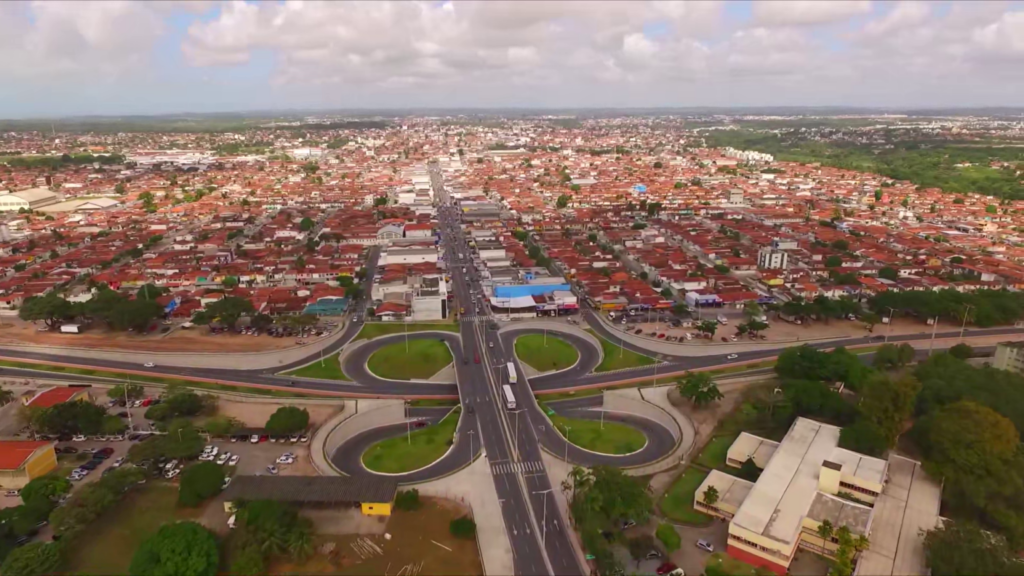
[0, 188, 59, 212]
[694, 418, 941, 576]
[0, 441, 58, 489]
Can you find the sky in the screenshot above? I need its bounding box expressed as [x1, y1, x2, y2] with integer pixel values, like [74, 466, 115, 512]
[1, 0, 1023, 118]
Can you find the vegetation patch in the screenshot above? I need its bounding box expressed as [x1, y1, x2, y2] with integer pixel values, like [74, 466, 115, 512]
[585, 329, 657, 372]
[282, 352, 350, 381]
[549, 413, 646, 455]
[355, 322, 459, 341]
[362, 408, 460, 474]
[366, 339, 454, 381]
[514, 334, 579, 372]
[694, 435, 738, 470]
[660, 468, 714, 526]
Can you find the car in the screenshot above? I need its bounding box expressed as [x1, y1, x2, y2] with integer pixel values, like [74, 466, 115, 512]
[289, 435, 300, 443]
[634, 328, 643, 335]
[266, 465, 279, 475]
[696, 539, 715, 553]
[216, 453, 230, 465]
[488, 341, 494, 348]
[621, 519, 636, 530]
[97, 447, 114, 455]
[164, 468, 181, 479]
[657, 563, 680, 575]
[73, 467, 90, 476]
[221, 477, 232, 490]
[164, 459, 178, 471]
[143, 362, 155, 368]
[727, 354, 738, 360]
[250, 434, 260, 444]
[474, 352, 480, 364]
[413, 421, 428, 429]
[228, 455, 240, 466]
[81, 461, 99, 471]
[645, 550, 662, 560]
[4, 490, 20, 497]
[298, 435, 309, 443]
[112, 456, 126, 468]
[71, 434, 86, 442]
[92, 453, 109, 461]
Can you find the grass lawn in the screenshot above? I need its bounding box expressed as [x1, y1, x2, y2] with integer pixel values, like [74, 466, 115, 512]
[262, 498, 481, 575]
[282, 352, 350, 380]
[549, 413, 646, 455]
[695, 434, 738, 470]
[706, 360, 776, 376]
[660, 468, 714, 526]
[586, 329, 657, 373]
[362, 408, 461, 473]
[0, 359, 313, 398]
[63, 482, 199, 575]
[355, 322, 459, 341]
[366, 339, 454, 380]
[408, 398, 460, 407]
[705, 552, 773, 576]
[514, 334, 579, 372]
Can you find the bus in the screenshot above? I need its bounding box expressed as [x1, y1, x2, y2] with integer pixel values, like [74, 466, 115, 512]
[502, 385, 517, 410]
[506, 362, 518, 384]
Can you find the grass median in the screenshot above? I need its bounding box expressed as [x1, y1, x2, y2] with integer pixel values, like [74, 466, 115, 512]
[366, 339, 454, 380]
[514, 334, 579, 372]
[549, 413, 646, 455]
[281, 351, 350, 381]
[586, 329, 658, 372]
[362, 407, 461, 474]
[660, 467, 714, 526]
[355, 322, 460, 341]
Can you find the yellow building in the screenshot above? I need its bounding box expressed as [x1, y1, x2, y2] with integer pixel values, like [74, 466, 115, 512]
[222, 475, 396, 517]
[0, 441, 57, 489]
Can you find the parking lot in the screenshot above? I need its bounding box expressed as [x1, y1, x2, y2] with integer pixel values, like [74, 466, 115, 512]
[206, 437, 316, 478]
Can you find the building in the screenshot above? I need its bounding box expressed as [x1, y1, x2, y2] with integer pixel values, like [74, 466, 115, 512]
[757, 247, 789, 270]
[0, 188, 59, 212]
[22, 387, 91, 408]
[222, 475, 397, 516]
[695, 418, 941, 576]
[992, 341, 1024, 373]
[0, 441, 58, 489]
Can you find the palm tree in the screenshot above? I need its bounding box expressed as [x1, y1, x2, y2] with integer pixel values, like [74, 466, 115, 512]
[287, 528, 314, 561]
[816, 519, 834, 555]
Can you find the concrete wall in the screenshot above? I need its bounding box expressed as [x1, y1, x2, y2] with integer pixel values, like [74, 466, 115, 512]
[604, 388, 680, 442]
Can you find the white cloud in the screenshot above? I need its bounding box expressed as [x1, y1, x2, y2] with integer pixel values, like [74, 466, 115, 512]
[973, 11, 1024, 56]
[752, 0, 872, 27]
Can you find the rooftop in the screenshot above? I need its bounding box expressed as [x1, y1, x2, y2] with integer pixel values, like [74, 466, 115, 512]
[222, 475, 397, 505]
[25, 387, 84, 408]
[0, 440, 52, 470]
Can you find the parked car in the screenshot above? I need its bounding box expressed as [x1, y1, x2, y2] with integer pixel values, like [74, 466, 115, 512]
[228, 455, 240, 466]
[266, 465, 279, 475]
[221, 477, 232, 490]
[656, 563, 679, 576]
[696, 539, 715, 553]
[112, 456, 126, 468]
[216, 452, 231, 465]
[71, 434, 86, 442]
[727, 354, 738, 360]
[4, 490, 20, 497]
[645, 550, 662, 560]
[250, 434, 260, 444]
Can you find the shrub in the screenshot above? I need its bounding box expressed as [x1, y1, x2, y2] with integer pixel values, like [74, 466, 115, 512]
[0, 542, 62, 576]
[449, 516, 476, 539]
[394, 489, 422, 511]
[264, 406, 310, 435]
[178, 462, 226, 507]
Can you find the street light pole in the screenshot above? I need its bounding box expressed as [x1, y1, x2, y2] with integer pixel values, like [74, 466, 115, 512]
[562, 424, 571, 463]
[928, 315, 939, 356]
[533, 489, 553, 547]
[468, 429, 475, 465]
[883, 307, 895, 343]
[959, 304, 974, 342]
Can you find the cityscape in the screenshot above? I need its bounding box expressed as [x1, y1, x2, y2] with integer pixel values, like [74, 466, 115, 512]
[1, 2, 1024, 576]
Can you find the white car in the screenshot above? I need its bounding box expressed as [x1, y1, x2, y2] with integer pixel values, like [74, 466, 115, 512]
[112, 456, 126, 468]
[276, 456, 295, 465]
[205, 446, 219, 457]
[143, 362, 155, 368]
[249, 434, 260, 444]
[266, 465, 279, 475]
[164, 468, 181, 479]
[4, 490, 20, 497]
[228, 455, 240, 466]
[299, 435, 309, 443]
[72, 434, 86, 442]
[289, 435, 300, 443]
[198, 453, 214, 461]
[726, 354, 739, 360]
[221, 477, 232, 490]
[216, 453, 230, 465]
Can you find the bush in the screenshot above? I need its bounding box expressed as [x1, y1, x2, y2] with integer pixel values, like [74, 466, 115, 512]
[449, 516, 476, 539]
[394, 489, 422, 511]
[50, 467, 145, 538]
[230, 545, 265, 575]
[178, 462, 226, 507]
[655, 523, 680, 552]
[145, 403, 173, 422]
[129, 521, 219, 576]
[0, 542, 62, 576]
[265, 406, 309, 435]
[202, 415, 239, 437]
[948, 343, 974, 360]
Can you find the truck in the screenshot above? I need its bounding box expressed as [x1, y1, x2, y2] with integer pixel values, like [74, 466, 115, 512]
[60, 324, 81, 334]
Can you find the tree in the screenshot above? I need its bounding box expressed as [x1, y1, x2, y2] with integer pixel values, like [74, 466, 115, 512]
[345, 285, 364, 301]
[825, 255, 843, 268]
[948, 343, 973, 359]
[915, 401, 1019, 493]
[878, 267, 899, 281]
[0, 385, 13, 406]
[35, 401, 107, 436]
[639, 271, 649, 281]
[1, 542, 62, 576]
[696, 320, 718, 339]
[337, 274, 354, 287]
[702, 485, 719, 507]
[986, 204, 998, 214]
[653, 161, 663, 169]
[627, 534, 656, 567]
[102, 414, 127, 435]
[830, 239, 849, 251]
[265, 406, 310, 435]
[674, 181, 683, 189]
[158, 420, 205, 460]
[137, 283, 168, 300]
[193, 296, 255, 328]
[743, 301, 763, 320]
[950, 255, 964, 264]
[222, 276, 239, 289]
[18, 292, 74, 328]
[299, 217, 315, 232]
[108, 382, 143, 401]
[677, 372, 724, 408]
[251, 313, 273, 331]
[738, 457, 762, 482]
[129, 521, 219, 576]
[394, 489, 422, 511]
[230, 545, 266, 575]
[178, 462, 226, 507]
[449, 516, 476, 539]
[655, 523, 680, 552]
[20, 475, 70, 508]
[203, 415, 239, 436]
[556, 194, 571, 209]
[816, 519, 834, 554]
[861, 311, 881, 331]
[924, 521, 1024, 576]
[838, 420, 888, 457]
[115, 182, 126, 195]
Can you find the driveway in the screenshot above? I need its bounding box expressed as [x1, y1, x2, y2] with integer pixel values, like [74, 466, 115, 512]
[665, 518, 730, 576]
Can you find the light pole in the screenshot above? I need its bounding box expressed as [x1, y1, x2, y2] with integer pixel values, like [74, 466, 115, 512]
[883, 307, 896, 343]
[928, 315, 939, 356]
[562, 424, 571, 463]
[959, 304, 974, 342]
[533, 489, 553, 546]
[512, 409, 522, 461]
[468, 429, 475, 465]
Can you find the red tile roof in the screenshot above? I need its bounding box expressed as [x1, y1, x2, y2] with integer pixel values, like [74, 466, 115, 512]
[0, 441, 51, 470]
[26, 387, 81, 408]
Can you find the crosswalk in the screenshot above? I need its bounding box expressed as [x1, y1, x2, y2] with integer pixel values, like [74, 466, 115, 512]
[457, 315, 489, 323]
[491, 460, 545, 475]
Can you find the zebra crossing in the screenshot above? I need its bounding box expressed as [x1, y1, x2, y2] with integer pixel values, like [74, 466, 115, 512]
[457, 315, 489, 323]
[491, 460, 545, 475]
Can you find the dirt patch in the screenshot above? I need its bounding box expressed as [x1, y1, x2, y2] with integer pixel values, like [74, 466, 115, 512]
[215, 399, 342, 429]
[0, 319, 321, 353]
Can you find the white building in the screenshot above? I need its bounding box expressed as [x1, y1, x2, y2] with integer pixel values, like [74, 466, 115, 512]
[0, 188, 59, 212]
[757, 248, 789, 270]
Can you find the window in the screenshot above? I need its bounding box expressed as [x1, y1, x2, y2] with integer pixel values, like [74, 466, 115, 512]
[839, 481, 879, 498]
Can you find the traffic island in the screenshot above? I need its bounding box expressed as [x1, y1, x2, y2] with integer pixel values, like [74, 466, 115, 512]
[548, 412, 646, 455]
[586, 329, 658, 372]
[281, 351, 351, 381]
[366, 339, 454, 381]
[514, 334, 579, 373]
[361, 407, 461, 474]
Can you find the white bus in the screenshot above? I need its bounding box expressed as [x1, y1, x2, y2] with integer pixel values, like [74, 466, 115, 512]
[506, 362, 518, 384]
[502, 385, 517, 410]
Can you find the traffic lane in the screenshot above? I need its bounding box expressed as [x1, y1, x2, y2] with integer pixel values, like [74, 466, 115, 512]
[543, 396, 602, 411]
[499, 328, 601, 383]
[524, 464, 585, 576]
[341, 331, 463, 385]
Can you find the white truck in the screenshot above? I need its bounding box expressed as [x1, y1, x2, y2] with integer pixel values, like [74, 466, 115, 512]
[60, 324, 81, 334]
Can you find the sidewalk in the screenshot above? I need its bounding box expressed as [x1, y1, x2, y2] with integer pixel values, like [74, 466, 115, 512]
[309, 401, 355, 475]
[412, 456, 515, 576]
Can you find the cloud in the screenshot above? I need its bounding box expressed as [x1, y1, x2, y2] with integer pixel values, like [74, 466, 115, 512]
[752, 0, 872, 27]
[973, 10, 1024, 57]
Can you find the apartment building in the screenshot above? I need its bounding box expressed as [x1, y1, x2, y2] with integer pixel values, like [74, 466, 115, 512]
[993, 341, 1024, 373]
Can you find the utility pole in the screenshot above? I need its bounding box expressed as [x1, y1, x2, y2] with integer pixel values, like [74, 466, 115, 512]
[124, 382, 133, 431]
[600, 408, 604, 430]
[320, 347, 325, 367]
[467, 429, 475, 465]
[405, 320, 409, 353]
[883, 307, 896, 343]
[533, 489, 553, 546]
[562, 424, 571, 463]
[959, 304, 973, 342]
[928, 315, 939, 356]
